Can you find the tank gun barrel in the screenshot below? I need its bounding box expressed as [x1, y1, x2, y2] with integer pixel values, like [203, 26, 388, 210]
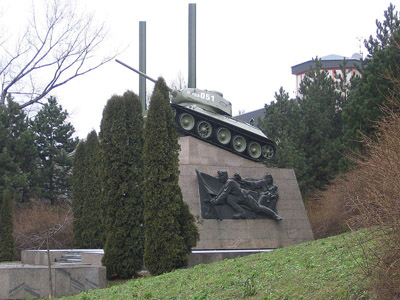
[115, 59, 157, 84]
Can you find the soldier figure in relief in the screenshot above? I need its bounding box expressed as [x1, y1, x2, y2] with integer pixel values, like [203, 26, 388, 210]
[234, 173, 279, 213]
[210, 170, 282, 221]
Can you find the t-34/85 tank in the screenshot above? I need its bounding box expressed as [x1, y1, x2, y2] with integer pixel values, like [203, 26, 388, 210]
[115, 60, 276, 162]
[170, 88, 276, 161]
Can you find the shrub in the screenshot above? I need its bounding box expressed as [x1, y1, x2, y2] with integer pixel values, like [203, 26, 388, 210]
[307, 97, 400, 298]
[13, 202, 73, 260]
[345, 99, 400, 299]
[306, 176, 352, 239]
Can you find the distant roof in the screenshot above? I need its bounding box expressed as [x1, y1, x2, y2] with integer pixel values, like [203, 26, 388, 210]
[320, 54, 348, 60]
[234, 108, 265, 127]
[321, 53, 362, 60]
[291, 53, 362, 75]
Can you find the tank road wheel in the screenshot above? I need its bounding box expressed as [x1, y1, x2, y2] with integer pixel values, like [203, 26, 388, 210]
[179, 113, 195, 131]
[248, 142, 262, 159]
[232, 135, 247, 153]
[262, 145, 275, 159]
[197, 121, 212, 138]
[216, 127, 231, 145]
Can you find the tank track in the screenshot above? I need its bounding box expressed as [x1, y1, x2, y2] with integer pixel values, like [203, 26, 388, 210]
[171, 104, 276, 162]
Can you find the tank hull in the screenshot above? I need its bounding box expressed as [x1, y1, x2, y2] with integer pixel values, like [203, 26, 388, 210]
[172, 103, 276, 162]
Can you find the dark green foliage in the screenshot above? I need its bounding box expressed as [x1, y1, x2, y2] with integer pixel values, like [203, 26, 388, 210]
[31, 97, 78, 204]
[259, 88, 308, 193]
[364, 3, 400, 56]
[143, 78, 199, 276]
[261, 60, 344, 197]
[100, 91, 144, 279]
[0, 190, 15, 261]
[334, 58, 355, 108]
[261, 5, 400, 198]
[72, 141, 86, 248]
[178, 202, 200, 254]
[72, 131, 102, 249]
[296, 59, 343, 190]
[80, 131, 102, 248]
[343, 4, 400, 151]
[0, 97, 38, 202]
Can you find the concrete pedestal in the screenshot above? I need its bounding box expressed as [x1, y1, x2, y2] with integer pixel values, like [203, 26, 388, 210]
[0, 262, 105, 299]
[0, 250, 106, 299]
[178, 136, 314, 254]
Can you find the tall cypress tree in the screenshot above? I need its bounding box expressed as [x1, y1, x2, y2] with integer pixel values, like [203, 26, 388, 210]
[0, 190, 14, 261]
[143, 78, 198, 276]
[72, 140, 86, 248]
[80, 131, 102, 249]
[100, 91, 144, 279]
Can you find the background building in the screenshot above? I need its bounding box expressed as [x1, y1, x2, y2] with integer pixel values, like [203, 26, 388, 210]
[234, 108, 265, 127]
[291, 54, 362, 97]
[236, 53, 363, 125]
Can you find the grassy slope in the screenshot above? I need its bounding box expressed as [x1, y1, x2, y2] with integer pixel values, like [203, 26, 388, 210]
[60, 230, 372, 300]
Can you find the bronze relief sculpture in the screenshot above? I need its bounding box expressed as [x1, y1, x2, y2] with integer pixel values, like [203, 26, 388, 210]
[196, 170, 282, 221]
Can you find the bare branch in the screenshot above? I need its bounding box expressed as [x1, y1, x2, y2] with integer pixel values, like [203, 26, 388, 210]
[0, 0, 117, 107]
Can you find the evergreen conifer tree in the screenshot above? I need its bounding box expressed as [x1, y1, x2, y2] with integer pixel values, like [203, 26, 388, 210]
[31, 97, 78, 204]
[343, 4, 400, 151]
[143, 78, 198, 276]
[296, 59, 344, 191]
[261, 59, 345, 197]
[0, 190, 14, 261]
[259, 88, 308, 192]
[80, 131, 102, 249]
[72, 131, 103, 249]
[0, 97, 38, 202]
[72, 140, 86, 248]
[100, 91, 144, 279]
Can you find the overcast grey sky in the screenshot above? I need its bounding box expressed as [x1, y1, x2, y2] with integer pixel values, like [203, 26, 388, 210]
[1, 0, 393, 138]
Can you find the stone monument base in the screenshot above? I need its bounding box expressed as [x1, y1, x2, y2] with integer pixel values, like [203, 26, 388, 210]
[0, 250, 106, 299]
[188, 249, 273, 267]
[178, 136, 314, 262]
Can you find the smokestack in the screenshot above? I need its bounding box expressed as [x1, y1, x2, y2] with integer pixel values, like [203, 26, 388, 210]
[139, 21, 146, 111]
[188, 3, 196, 88]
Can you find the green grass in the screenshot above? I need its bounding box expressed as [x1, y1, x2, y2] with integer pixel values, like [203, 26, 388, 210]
[59, 230, 373, 300]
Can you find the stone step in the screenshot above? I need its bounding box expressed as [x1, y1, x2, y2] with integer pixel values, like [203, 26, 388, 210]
[55, 258, 82, 263]
[55, 251, 83, 264]
[62, 254, 81, 259]
[63, 251, 83, 255]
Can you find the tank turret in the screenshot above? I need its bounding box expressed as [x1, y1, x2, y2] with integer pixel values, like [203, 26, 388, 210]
[171, 88, 232, 116]
[115, 59, 276, 161]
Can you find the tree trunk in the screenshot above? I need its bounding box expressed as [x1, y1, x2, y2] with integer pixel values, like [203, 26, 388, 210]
[46, 232, 53, 298]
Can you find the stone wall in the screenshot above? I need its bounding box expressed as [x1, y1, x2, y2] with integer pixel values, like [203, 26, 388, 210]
[0, 263, 105, 299]
[0, 250, 106, 299]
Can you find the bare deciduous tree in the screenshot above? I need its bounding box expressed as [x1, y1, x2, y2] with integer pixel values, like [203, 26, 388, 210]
[0, 0, 116, 108]
[170, 71, 187, 90]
